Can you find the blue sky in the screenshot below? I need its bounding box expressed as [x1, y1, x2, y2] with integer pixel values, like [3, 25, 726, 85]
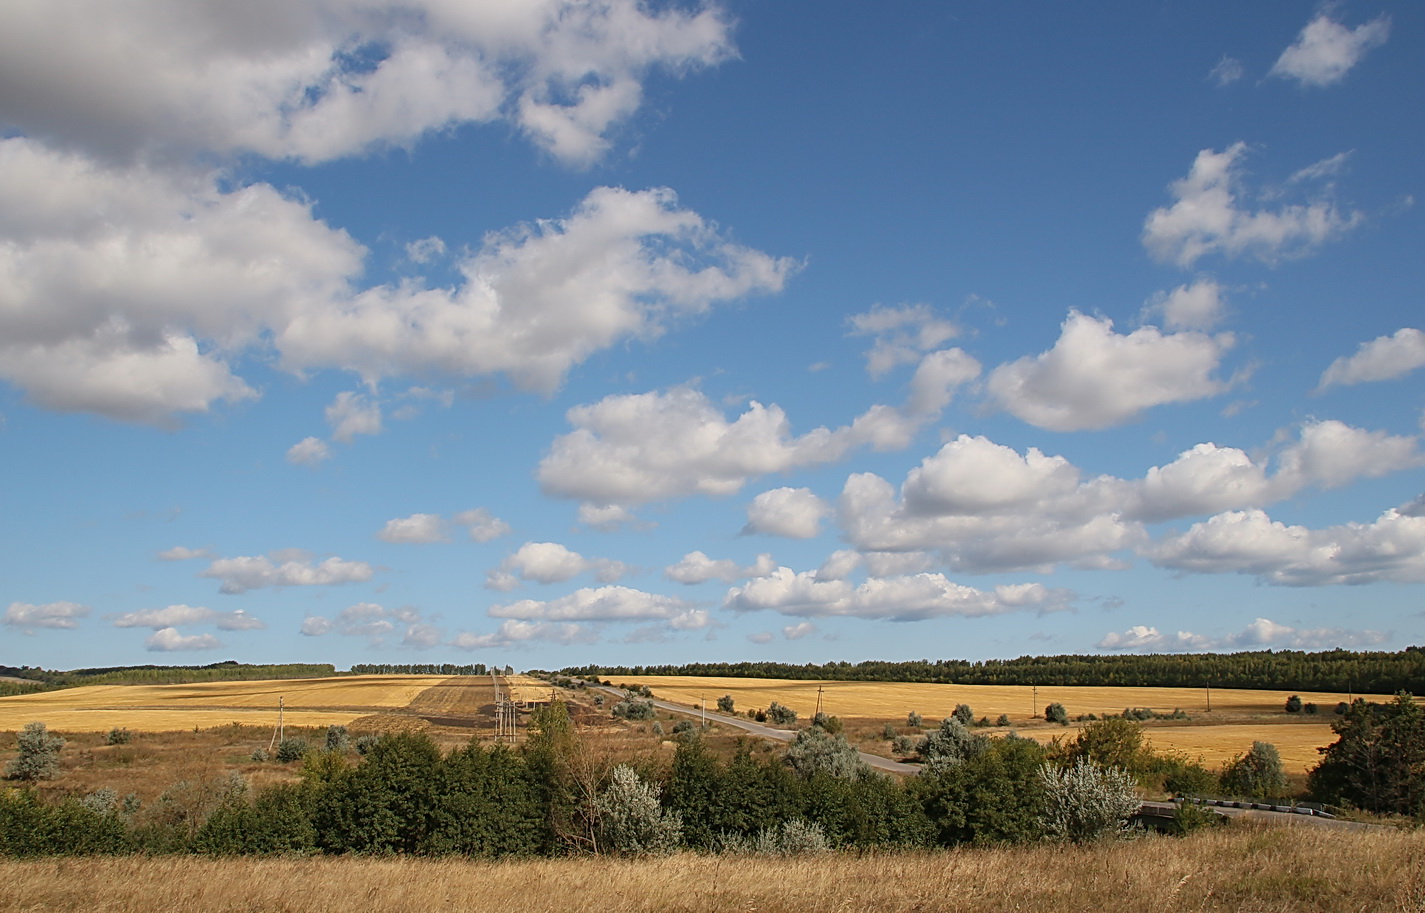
[1, 2, 1422, 671]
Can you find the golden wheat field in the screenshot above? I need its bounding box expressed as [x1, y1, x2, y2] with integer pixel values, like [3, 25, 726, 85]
[611, 675, 1372, 772]
[1, 826, 1419, 913]
[0, 675, 442, 732]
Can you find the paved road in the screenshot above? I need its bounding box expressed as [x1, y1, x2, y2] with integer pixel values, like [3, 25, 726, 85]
[595, 686, 919, 774]
[1139, 800, 1384, 831]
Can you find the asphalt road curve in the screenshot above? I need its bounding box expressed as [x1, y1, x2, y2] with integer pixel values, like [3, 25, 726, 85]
[594, 685, 919, 774]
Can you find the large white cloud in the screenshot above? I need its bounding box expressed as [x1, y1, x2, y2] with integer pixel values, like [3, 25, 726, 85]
[1098, 617, 1387, 652]
[0, 0, 733, 167]
[1270, 13, 1390, 88]
[985, 311, 1233, 431]
[1143, 143, 1363, 268]
[538, 387, 906, 505]
[3, 601, 89, 630]
[724, 567, 1073, 622]
[0, 139, 790, 423]
[277, 186, 797, 395]
[1147, 507, 1425, 586]
[200, 552, 374, 594]
[1319, 328, 1425, 389]
[837, 421, 1419, 574]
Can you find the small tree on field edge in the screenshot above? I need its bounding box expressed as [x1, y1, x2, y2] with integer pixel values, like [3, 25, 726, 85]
[1045, 703, 1070, 725]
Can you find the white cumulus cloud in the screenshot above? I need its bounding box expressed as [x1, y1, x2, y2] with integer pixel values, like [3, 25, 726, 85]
[286, 437, 332, 466]
[986, 311, 1233, 431]
[1270, 14, 1390, 88]
[1147, 507, 1425, 586]
[487, 541, 629, 589]
[455, 508, 511, 542]
[744, 487, 831, 539]
[377, 513, 449, 544]
[146, 627, 221, 652]
[539, 386, 926, 507]
[665, 550, 775, 584]
[1319, 328, 1425, 389]
[724, 567, 1073, 622]
[1143, 143, 1363, 267]
[3, 601, 89, 630]
[200, 553, 374, 594]
[1098, 617, 1387, 651]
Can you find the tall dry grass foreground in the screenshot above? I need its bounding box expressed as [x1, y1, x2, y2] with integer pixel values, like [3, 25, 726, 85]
[2, 825, 1421, 913]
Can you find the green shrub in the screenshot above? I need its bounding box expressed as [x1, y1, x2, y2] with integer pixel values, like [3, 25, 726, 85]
[106, 727, 132, 746]
[907, 711, 923, 728]
[594, 764, 683, 856]
[250, 747, 269, 762]
[1038, 758, 1139, 843]
[355, 734, 381, 755]
[613, 698, 656, 720]
[766, 702, 797, 726]
[1220, 741, 1287, 799]
[5, 722, 64, 782]
[1045, 703, 1069, 725]
[276, 737, 310, 763]
[952, 704, 975, 726]
[717, 694, 735, 713]
[785, 727, 865, 780]
[324, 725, 350, 752]
[811, 712, 842, 734]
[1285, 694, 1303, 714]
[996, 714, 1011, 727]
[882, 723, 897, 739]
[1171, 800, 1221, 835]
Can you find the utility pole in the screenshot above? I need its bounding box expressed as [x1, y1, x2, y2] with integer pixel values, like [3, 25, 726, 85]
[1206, 681, 1211, 713]
[1031, 684, 1037, 720]
[815, 685, 824, 719]
[268, 695, 285, 752]
[700, 696, 706, 728]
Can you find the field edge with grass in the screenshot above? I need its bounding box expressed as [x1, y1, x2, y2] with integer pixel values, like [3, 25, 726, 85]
[1, 825, 1420, 913]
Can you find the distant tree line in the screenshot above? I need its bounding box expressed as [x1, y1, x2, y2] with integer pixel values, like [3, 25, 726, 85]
[0, 661, 337, 688]
[564, 646, 1425, 694]
[349, 664, 488, 676]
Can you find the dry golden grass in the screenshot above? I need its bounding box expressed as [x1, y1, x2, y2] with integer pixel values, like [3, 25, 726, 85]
[505, 673, 554, 704]
[612, 675, 1374, 773]
[0, 676, 440, 733]
[1, 825, 1419, 913]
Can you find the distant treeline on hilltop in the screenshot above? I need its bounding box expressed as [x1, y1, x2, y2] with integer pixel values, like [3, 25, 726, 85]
[563, 647, 1425, 695]
[349, 663, 491, 676]
[0, 660, 337, 692]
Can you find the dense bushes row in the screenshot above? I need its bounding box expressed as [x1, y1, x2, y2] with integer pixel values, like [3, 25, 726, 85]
[0, 704, 1152, 858]
[5, 693, 1420, 858]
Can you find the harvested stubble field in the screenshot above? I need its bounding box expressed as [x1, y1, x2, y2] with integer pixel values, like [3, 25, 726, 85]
[1, 826, 1419, 913]
[0, 676, 445, 732]
[609, 675, 1373, 772]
